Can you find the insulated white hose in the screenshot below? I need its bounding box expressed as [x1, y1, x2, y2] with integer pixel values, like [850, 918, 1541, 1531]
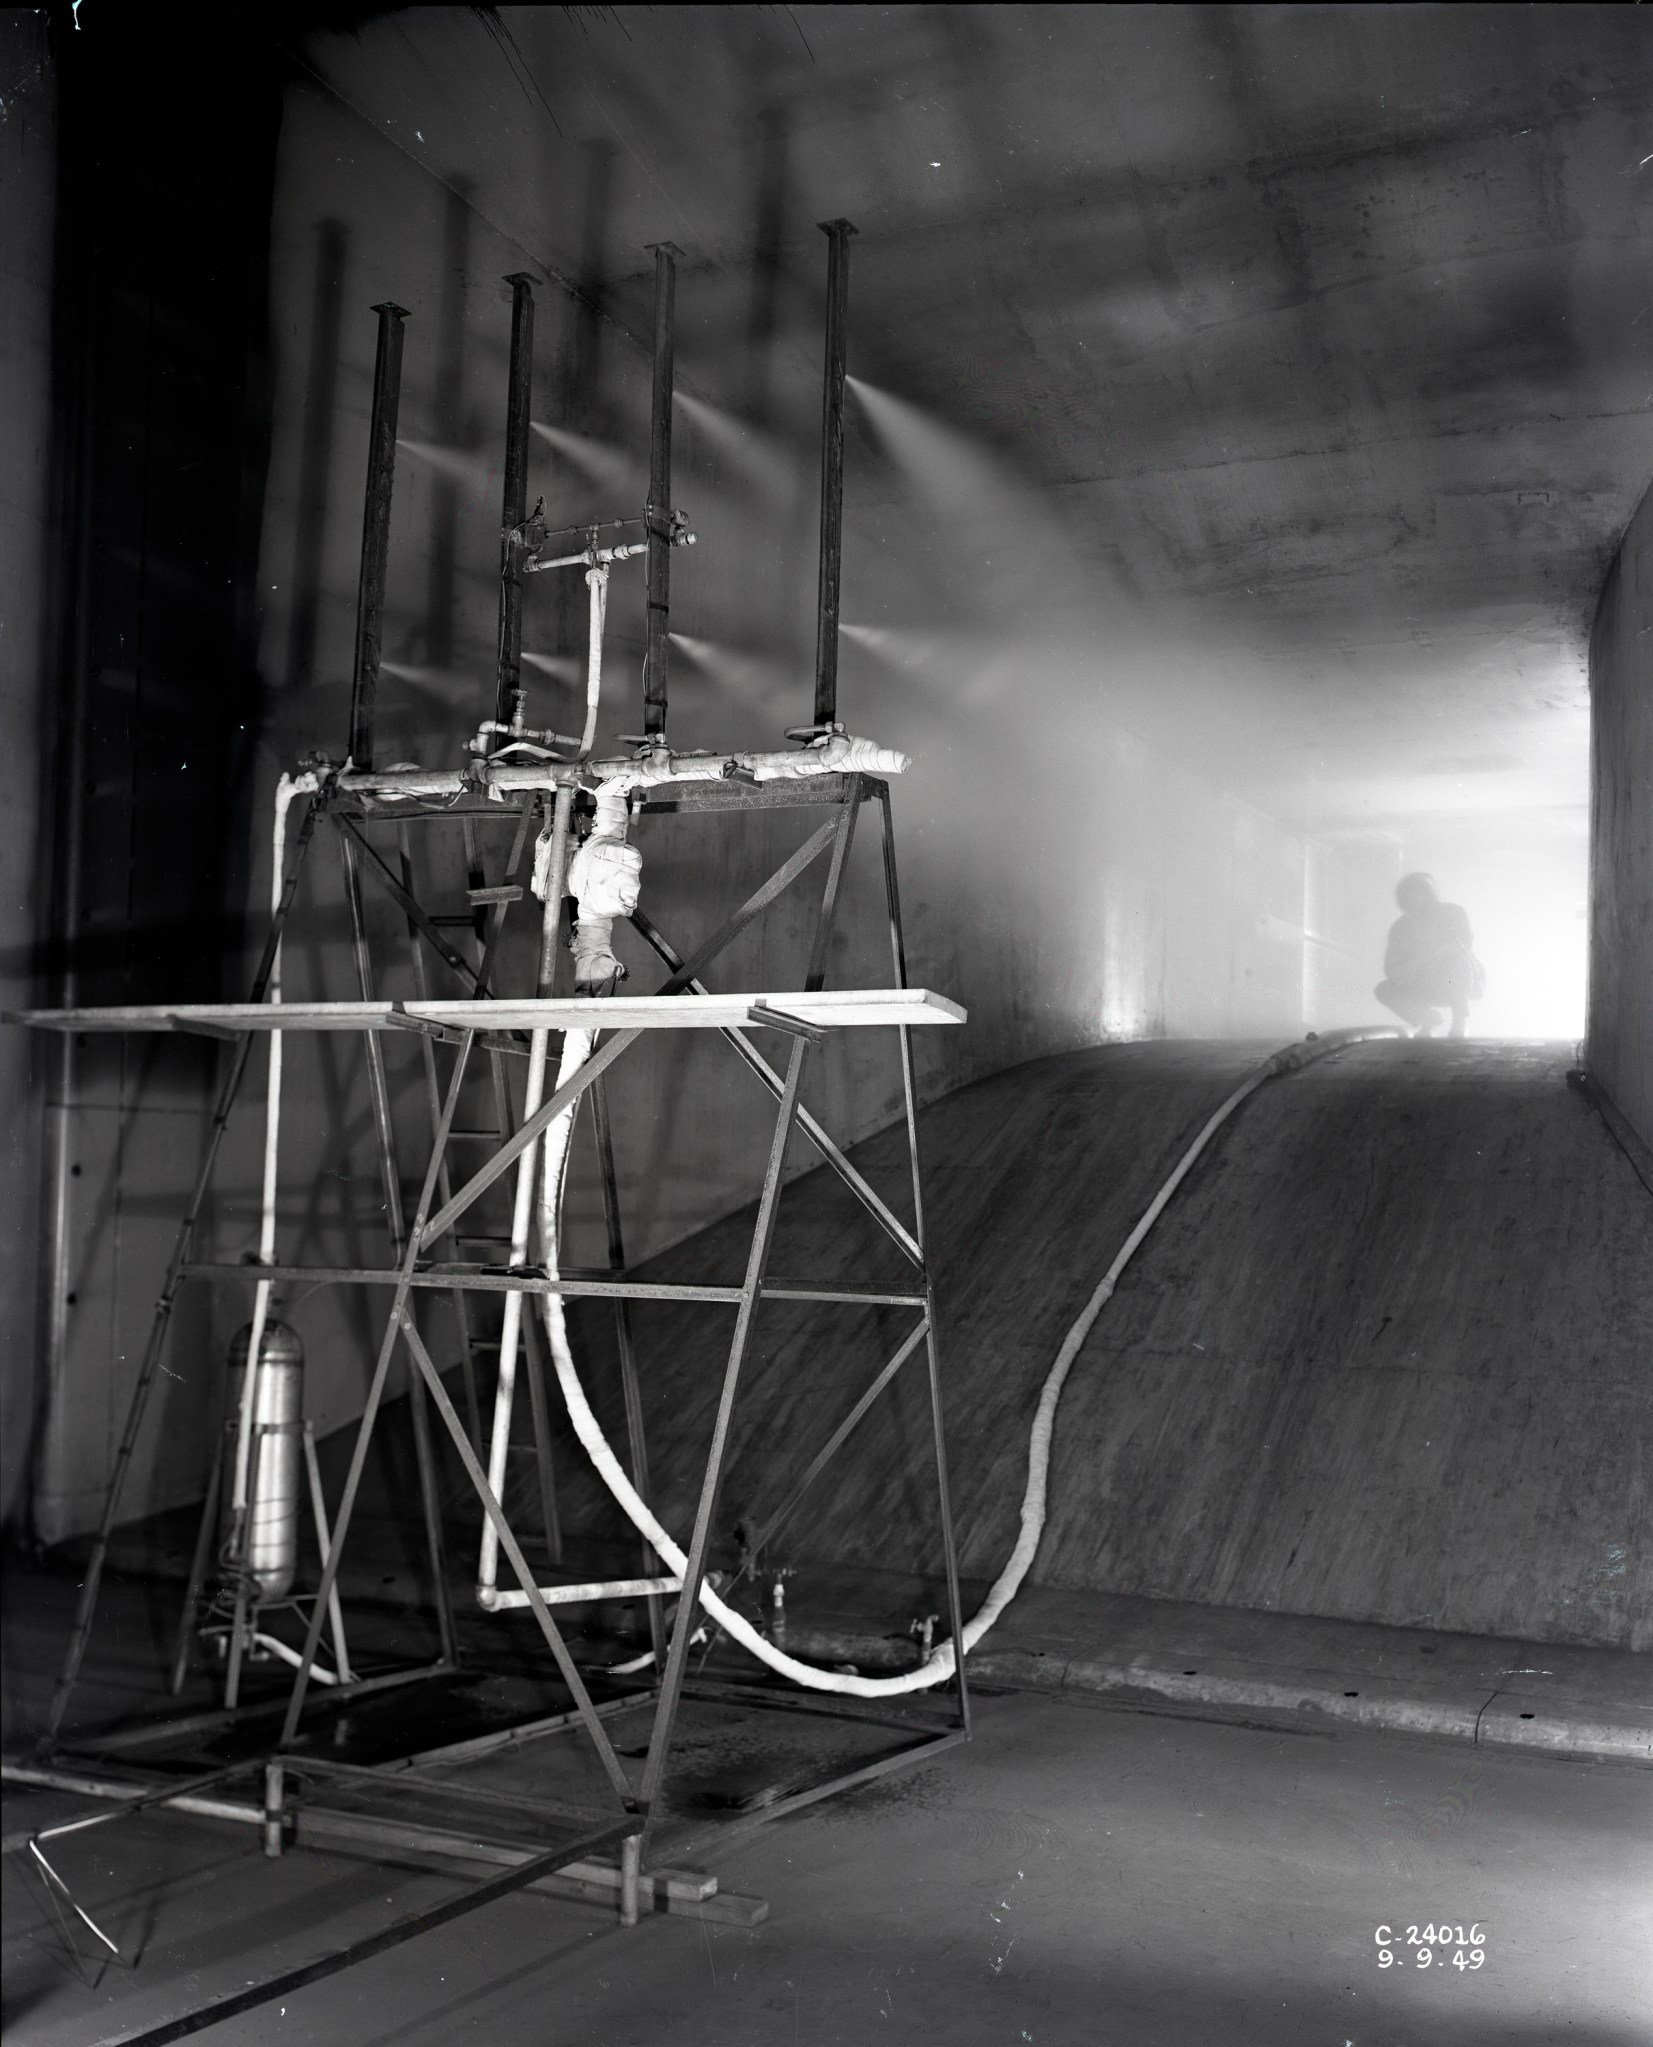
[477, 1018, 550, 1604]
[580, 565, 608, 759]
[231, 772, 318, 1524]
[249, 1630, 340, 1685]
[537, 1025, 1400, 1695]
[566, 785, 641, 990]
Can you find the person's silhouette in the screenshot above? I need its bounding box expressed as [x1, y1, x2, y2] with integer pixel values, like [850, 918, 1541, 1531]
[1375, 872, 1481, 1039]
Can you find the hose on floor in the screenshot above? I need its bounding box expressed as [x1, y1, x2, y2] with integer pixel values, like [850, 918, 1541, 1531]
[544, 1025, 1400, 1696]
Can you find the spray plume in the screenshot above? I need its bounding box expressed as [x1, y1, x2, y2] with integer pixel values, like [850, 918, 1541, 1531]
[674, 391, 799, 504]
[520, 650, 582, 685]
[395, 439, 495, 495]
[530, 422, 639, 495]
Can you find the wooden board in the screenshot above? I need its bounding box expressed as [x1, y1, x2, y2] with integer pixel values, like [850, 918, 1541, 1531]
[5, 989, 965, 1034]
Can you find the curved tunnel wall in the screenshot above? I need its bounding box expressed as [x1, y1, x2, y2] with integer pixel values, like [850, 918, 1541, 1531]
[1587, 481, 1653, 1159]
[523, 1038, 1651, 1650]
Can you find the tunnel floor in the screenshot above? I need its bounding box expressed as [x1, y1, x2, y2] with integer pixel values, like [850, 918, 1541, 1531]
[8, 1035, 1649, 2040]
[504, 1033, 1651, 1652]
[4, 1643, 1649, 2046]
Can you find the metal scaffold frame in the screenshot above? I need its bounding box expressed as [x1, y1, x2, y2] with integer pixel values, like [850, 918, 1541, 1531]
[4, 221, 973, 2035]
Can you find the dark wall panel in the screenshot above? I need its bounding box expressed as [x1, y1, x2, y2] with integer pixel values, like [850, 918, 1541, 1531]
[1587, 484, 1653, 1157]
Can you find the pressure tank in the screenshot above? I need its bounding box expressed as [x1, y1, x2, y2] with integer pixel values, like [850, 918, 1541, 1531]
[222, 1319, 305, 1600]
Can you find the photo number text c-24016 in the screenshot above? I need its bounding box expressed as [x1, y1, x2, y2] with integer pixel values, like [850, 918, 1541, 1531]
[1375, 1924, 1486, 1970]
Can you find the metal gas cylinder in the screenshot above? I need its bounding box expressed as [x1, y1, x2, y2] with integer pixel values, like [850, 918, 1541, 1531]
[221, 1319, 305, 1600]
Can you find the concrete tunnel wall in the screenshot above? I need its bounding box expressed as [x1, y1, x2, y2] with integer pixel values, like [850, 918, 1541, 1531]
[9, 13, 1628, 1562]
[0, 12, 53, 1532]
[17, 54, 1396, 1545]
[1587, 483, 1653, 1158]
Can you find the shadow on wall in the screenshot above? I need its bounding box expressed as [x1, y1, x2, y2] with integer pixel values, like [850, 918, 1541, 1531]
[22, 7, 291, 1545]
[34, 36, 1426, 1542]
[1587, 480, 1653, 1154]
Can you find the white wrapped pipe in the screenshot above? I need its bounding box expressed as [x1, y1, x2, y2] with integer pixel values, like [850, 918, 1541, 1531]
[475, 1017, 550, 1609]
[580, 564, 608, 759]
[230, 772, 317, 1527]
[566, 785, 641, 991]
[340, 733, 910, 808]
[477, 797, 576, 1607]
[534, 1027, 1401, 1694]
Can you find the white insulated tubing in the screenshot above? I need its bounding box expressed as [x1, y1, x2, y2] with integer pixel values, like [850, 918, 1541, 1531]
[581, 563, 608, 759]
[477, 785, 574, 1608]
[230, 772, 317, 1534]
[475, 1017, 550, 1607]
[526, 1025, 1401, 1696]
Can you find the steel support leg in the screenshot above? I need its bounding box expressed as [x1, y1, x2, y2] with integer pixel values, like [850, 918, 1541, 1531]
[637, 1035, 812, 1848]
[397, 822, 483, 1452]
[339, 825, 457, 1668]
[519, 1308, 565, 1571]
[804, 788, 861, 990]
[879, 784, 969, 1732]
[303, 1421, 352, 1685]
[168, 1444, 224, 1695]
[591, 1074, 665, 1664]
[619, 1832, 642, 1926]
[280, 1034, 476, 1746]
[44, 803, 320, 1746]
[395, 1310, 638, 1808]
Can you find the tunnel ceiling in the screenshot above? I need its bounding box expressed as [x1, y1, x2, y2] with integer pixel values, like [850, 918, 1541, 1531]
[299, 4, 1651, 829]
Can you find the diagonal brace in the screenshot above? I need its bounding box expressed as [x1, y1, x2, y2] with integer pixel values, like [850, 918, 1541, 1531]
[654, 819, 837, 997]
[395, 1310, 637, 1809]
[337, 813, 486, 994]
[630, 906, 922, 1267]
[741, 1317, 929, 1578]
[420, 1028, 641, 1248]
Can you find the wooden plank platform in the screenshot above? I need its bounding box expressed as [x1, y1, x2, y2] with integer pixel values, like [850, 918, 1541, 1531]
[5, 989, 965, 1033]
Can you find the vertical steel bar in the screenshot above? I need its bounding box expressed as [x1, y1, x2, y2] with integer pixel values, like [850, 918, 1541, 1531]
[39, 263, 96, 1667]
[518, 1310, 564, 1570]
[921, 1310, 971, 1735]
[348, 302, 409, 771]
[464, 797, 545, 1538]
[813, 220, 856, 733]
[396, 1310, 638, 1810]
[637, 1035, 811, 1836]
[513, 789, 572, 1567]
[339, 829, 408, 1258]
[337, 825, 457, 1668]
[222, 1500, 254, 1710]
[493, 273, 535, 736]
[168, 1446, 223, 1694]
[396, 823, 482, 1452]
[262, 1760, 285, 1858]
[473, 795, 540, 999]
[803, 787, 861, 991]
[591, 1074, 665, 1664]
[619, 1833, 642, 1926]
[463, 801, 553, 1548]
[44, 804, 321, 1745]
[642, 243, 680, 741]
[878, 783, 925, 1240]
[279, 1033, 476, 1747]
[879, 785, 969, 1731]
[478, 785, 572, 1594]
[303, 1422, 352, 1685]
